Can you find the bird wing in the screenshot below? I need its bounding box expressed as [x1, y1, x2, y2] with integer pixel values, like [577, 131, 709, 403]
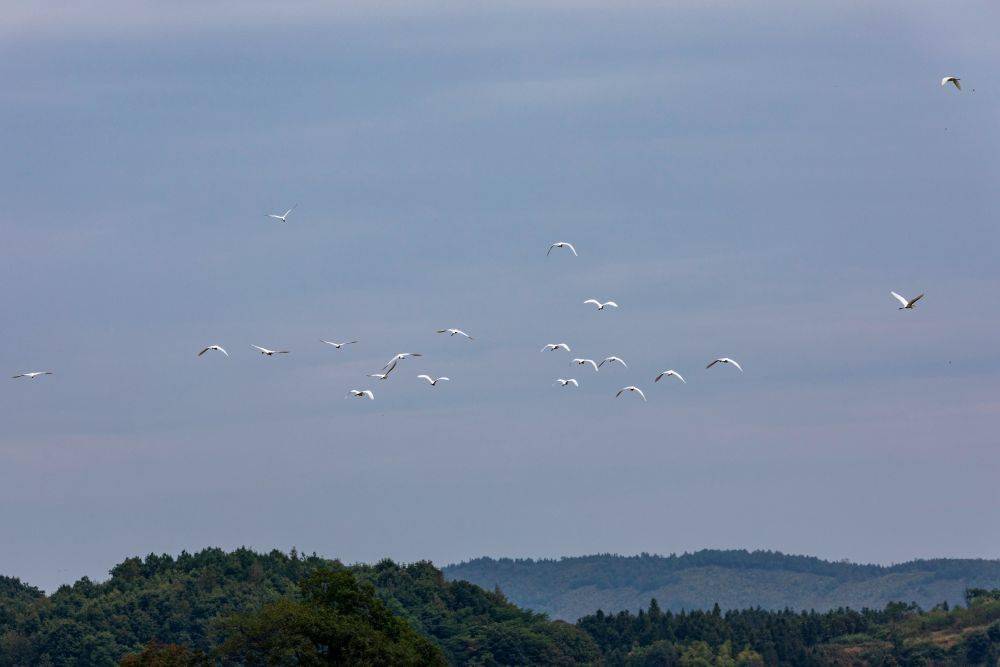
[547, 244, 556, 256]
[890, 291, 909, 307]
[585, 359, 599, 371]
[558, 344, 570, 351]
[363, 390, 374, 400]
[436, 330, 448, 334]
[12, 374, 24, 378]
[276, 351, 290, 354]
[566, 243, 577, 256]
[616, 388, 625, 397]
[438, 377, 450, 382]
[417, 375, 432, 383]
[251, 345, 270, 354]
[706, 359, 720, 369]
[674, 372, 686, 383]
[568, 379, 578, 386]
[583, 299, 601, 307]
[604, 301, 619, 308]
[198, 347, 210, 356]
[728, 359, 744, 372]
[217, 347, 229, 357]
[908, 293, 925, 306]
[320, 340, 338, 346]
[655, 372, 665, 382]
[635, 388, 647, 401]
[267, 214, 283, 220]
[955, 79, 962, 90]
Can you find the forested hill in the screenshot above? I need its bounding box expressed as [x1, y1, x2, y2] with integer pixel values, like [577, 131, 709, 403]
[443, 550, 1000, 621]
[0, 548, 600, 665]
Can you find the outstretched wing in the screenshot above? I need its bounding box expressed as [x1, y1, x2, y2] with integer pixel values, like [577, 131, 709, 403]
[566, 243, 577, 256]
[908, 293, 925, 307]
[604, 301, 619, 308]
[890, 291, 909, 307]
[706, 359, 720, 369]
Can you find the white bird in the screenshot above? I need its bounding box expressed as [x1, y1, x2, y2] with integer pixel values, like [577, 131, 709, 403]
[547, 242, 577, 257]
[382, 352, 422, 370]
[348, 389, 374, 400]
[437, 328, 473, 340]
[706, 358, 743, 372]
[12, 371, 53, 379]
[599, 356, 628, 369]
[655, 369, 686, 384]
[572, 358, 600, 372]
[555, 378, 579, 387]
[941, 76, 961, 91]
[417, 374, 450, 386]
[198, 345, 229, 357]
[584, 299, 619, 311]
[890, 291, 924, 310]
[267, 204, 298, 223]
[368, 372, 392, 381]
[251, 345, 290, 356]
[320, 339, 358, 349]
[542, 343, 571, 352]
[616, 386, 647, 402]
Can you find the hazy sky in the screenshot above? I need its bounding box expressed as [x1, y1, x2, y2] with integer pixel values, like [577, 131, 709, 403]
[2, 1, 999, 593]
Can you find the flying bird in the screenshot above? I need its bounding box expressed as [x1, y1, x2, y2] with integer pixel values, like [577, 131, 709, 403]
[542, 343, 571, 352]
[348, 389, 374, 400]
[654, 370, 686, 384]
[12, 371, 53, 379]
[417, 375, 450, 386]
[706, 358, 743, 372]
[599, 356, 628, 369]
[437, 329, 473, 340]
[267, 204, 298, 223]
[382, 352, 422, 370]
[251, 345, 290, 356]
[320, 340, 358, 349]
[572, 358, 600, 372]
[890, 291, 924, 309]
[198, 345, 229, 357]
[584, 299, 619, 311]
[368, 372, 392, 381]
[547, 242, 577, 257]
[941, 76, 961, 91]
[616, 386, 647, 402]
[555, 378, 579, 387]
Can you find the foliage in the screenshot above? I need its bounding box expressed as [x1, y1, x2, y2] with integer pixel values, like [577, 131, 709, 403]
[215, 566, 445, 665]
[579, 591, 1000, 666]
[0, 548, 595, 666]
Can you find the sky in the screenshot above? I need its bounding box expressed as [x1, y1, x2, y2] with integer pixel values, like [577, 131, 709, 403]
[1, 1, 999, 593]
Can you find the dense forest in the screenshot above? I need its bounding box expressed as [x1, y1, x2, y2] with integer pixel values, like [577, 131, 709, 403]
[0, 548, 598, 666]
[2, 548, 1000, 665]
[444, 550, 1000, 621]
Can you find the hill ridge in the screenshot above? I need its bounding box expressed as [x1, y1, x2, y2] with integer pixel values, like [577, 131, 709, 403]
[443, 549, 1000, 621]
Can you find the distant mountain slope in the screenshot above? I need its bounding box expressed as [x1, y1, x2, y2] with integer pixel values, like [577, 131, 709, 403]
[443, 550, 1000, 621]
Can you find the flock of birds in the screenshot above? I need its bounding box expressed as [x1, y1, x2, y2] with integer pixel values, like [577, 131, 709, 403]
[13, 77, 965, 399]
[11, 236, 925, 405]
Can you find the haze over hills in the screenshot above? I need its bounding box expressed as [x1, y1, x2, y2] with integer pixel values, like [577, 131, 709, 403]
[443, 550, 1000, 622]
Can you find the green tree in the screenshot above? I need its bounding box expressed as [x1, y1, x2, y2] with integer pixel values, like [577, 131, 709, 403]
[215, 566, 445, 666]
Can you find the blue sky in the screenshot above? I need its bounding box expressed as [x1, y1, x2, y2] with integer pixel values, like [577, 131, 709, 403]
[2, 1, 999, 592]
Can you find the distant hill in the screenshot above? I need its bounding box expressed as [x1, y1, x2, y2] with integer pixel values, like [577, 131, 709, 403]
[443, 550, 1000, 621]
